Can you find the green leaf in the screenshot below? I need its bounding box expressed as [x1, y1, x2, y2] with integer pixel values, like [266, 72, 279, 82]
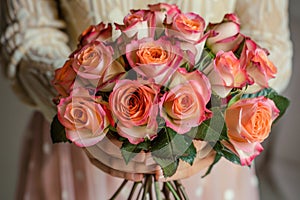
[267, 93, 290, 123]
[151, 128, 196, 177]
[152, 157, 179, 178]
[50, 115, 70, 143]
[121, 140, 143, 164]
[187, 107, 228, 141]
[201, 153, 222, 178]
[213, 141, 241, 165]
[179, 137, 197, 166]
[242, 87, 274, 98]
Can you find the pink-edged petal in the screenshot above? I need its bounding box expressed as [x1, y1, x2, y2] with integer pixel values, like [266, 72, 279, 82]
[66, 128, 107, 147]
[231, 140, 264, 166]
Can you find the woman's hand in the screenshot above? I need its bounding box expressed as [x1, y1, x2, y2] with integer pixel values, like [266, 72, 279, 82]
[84, 136, 216, 182]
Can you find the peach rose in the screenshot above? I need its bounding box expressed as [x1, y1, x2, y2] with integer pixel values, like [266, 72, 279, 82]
[246, 48, 277, 91]
[166, 12, 206, 44]
[78, 22, 112, 47]
[97, 59, 126, 92]
[72, 41, 113, 80]
[160, 68, 212, 134]
[148, 3, 181, 24]
[52, 59, 77, 97]
[126, 37, 183, 85]
[57, 88, 111, 147]
[109, 80, 159, 144]
[224, 96, 280, 165]
[115, 9, 156, 39]
[206, 14, 244, 54]
[208, 51, 248, 97]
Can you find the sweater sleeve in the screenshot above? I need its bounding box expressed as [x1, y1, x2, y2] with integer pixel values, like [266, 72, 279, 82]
[0, 0, 71, 120]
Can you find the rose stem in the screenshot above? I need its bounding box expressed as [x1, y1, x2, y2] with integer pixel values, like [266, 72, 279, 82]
[141, 174, 152, 200]
[108, 179, 128, 200]
[128, 181, 142, 200]
[154, 181, 162, 200]
[162, 182, 171, 200]
[136, 181, 144, 200]
[165, 181, 181, 200]
[175, 180, 189, 200]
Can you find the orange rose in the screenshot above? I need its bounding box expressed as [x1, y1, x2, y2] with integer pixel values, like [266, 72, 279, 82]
[126, 37, 183, 85]
[52, 59, 77, 97]
[72, 41, 113, 80]
[166, 12, 206, 44]
[109, 80, 159, 144]
[224, 96, 279, 165]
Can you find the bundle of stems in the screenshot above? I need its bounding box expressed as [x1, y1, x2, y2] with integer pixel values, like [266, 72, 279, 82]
[109, 175, 189, 200]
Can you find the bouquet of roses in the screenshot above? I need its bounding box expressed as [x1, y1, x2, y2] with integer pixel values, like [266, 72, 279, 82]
[51, 3, 289, 199]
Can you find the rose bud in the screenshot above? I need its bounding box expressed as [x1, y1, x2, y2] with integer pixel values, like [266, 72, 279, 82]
[206, 13, 244, 54]
[52, 59, 77, 97]
[78, 22, 112, 47]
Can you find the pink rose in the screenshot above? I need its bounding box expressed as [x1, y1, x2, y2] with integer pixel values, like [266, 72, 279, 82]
[148, 3, 181, 24]
[52, 59, 77, 97]
[246, 48, 277, 91]
[72, 41, 113, 79]
[126, 37, 183, 85]
[224, 97, 280, 165]
[78, 22, 112, 47]
[109, 80, 159, 144]
[160, 68, 212, 134]
[166, 12, 206, 44]
[208, 51, 249, 97]
[115, 9, 156, 39]
[57, 88, 111, 147]
[206, 14, 244, 54]
[97, 58, 126, 92]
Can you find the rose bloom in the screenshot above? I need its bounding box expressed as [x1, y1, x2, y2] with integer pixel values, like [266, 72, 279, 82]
[72, 41, 113, 79]
[109, 80, 159, 144]
[208, 51, 248, 97]
[52, 59, 77, 97]
[57, 88, 111, 147]
[78, 22, 112, 47]
[206, 14, 244, 54]
[97, 58, 126, 92]
[246, 48, 277, 92]
[166, 12, 206, 44]
[160, 68, 212, 134]
[148, 3, 181, 24]
[126, 37, 183, 85]
[115, 9, 155, 39]
[224, 96, 280, 165]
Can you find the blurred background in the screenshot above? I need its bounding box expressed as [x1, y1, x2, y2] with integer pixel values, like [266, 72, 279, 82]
[0, 0, 299, 199]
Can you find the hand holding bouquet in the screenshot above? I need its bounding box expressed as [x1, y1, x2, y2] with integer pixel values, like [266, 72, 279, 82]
[51, 3, 289, 199]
